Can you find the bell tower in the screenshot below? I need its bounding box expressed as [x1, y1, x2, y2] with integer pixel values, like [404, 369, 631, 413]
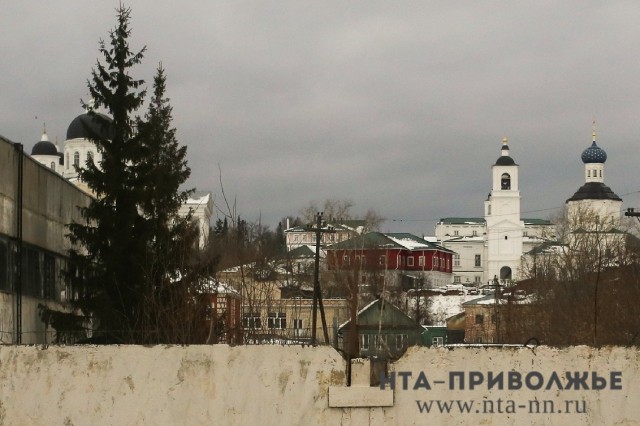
[484, 137, 525, 284]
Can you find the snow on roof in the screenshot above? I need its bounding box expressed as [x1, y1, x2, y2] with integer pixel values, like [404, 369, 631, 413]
[200, 279, 240, 295]
[386, 235, 430, 250]
[425, 294, 479, 326]
[186, 192, 211, 205]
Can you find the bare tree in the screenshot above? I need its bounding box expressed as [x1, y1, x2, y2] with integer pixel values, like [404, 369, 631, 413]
[507, 206, 640, 346]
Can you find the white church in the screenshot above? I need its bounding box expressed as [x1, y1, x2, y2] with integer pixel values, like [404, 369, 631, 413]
[29, 110, 213, 248]
[434, 127, 623, 286]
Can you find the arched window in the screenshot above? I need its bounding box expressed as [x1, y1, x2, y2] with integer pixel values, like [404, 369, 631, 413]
[87, 151, 94, 164]
[73, 152, 80, 168]
[50, 162, 56, 170]
[501, 173, 511, 190]
[500, 266, 512, 280]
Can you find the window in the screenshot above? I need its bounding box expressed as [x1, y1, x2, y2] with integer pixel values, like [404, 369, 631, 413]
[587, 170, 591, 177]
[454, 230, 459, 236]
[73, 151, 80, 168]
[50, 162, 56, 170]
[379, 255, 386, 266]
[343, 255, 350, 266]
[432, 337, 444, 347]
[66, 153, 69, 169]
[474, 276, 481, 283]
[501, 173, 511, 190]
[454, 276, 461, 283]
[454, 254, 460, 267]
[475, 254, 481, 267]
[293, 319, 303, 337]
[0, 239, 10, 292]
[361, 334, 370, 351]
[242, 313, 261, 329]
[375, 334, 387, 350]
[475, 314, 484, 325]
[434, 257, 439, 268]
[407, 256, 414, 267]
[491, 314, 497, 324]
[472, 230, 478, 237]
[87, 151, 94, 163]
[487, 205, 491, 215]
[396, 334, 408, 350]
[418, 256, 425, 267]
[268, 312, 286, 329]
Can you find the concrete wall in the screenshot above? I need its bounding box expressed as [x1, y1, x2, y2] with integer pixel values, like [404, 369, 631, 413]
[0, 345, 638, 425]
[0, 135, 91, 344]
[0, 135, 90, 254]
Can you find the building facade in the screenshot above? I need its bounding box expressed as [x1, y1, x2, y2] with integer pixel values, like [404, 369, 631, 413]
[326, 232, 455, 290]
[435, 138, 554, 285]
[1, 134, 92, 344]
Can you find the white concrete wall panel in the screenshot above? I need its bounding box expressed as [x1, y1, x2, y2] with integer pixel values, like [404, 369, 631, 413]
[0, 345, 638, 425]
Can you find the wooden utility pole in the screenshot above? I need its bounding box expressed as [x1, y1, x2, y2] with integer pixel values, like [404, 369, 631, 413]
[310, 212, 335, 346]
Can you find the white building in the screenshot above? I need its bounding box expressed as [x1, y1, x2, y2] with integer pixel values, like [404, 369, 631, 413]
[436, 127, 626, 286]
[30, 111, 211, 247]
[435, 138, 554, 285]
[565, 126, 622, 227]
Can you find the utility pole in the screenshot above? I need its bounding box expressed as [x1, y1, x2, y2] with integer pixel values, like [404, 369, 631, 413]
[14, 142, 23, 345]
[625, 208, 640, 224]
[309, 212, 335, 346]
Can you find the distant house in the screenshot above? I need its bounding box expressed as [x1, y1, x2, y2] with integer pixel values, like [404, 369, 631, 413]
[218, 255, 349, 345]
[338, 298, 423, 360]
[461, 289, 533, 344]
[201, 280, 242, 344]
[326, 231, 455, 290]
[421, 325, 447, 347]
[284, 219, 366, 252]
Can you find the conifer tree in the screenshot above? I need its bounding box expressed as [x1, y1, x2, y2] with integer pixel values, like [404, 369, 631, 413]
[67, 5, 150, 342]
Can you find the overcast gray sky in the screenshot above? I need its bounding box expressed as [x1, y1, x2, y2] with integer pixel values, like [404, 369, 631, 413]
[3, 1, 640, 235]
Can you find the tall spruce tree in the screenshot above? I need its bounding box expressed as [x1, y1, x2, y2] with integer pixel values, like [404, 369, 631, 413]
[67, 5, 150, 342]
[134, 65, 205, 343]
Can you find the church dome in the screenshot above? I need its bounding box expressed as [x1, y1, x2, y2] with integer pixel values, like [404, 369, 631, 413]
[495, 155, 516, 166]
[495, 137, 517, 166]
[581, 141, 607, 164]
[66, 112, 114, 141]
[31, 132, 58, 156]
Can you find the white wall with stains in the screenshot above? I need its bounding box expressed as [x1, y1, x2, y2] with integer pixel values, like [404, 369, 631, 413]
[0, 345, 638, 425]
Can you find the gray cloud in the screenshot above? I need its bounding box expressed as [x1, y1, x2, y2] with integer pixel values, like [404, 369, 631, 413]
[2, 1, 640, 235]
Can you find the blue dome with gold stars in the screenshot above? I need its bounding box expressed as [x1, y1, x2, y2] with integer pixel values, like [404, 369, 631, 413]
[581, 141, 607, 164]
